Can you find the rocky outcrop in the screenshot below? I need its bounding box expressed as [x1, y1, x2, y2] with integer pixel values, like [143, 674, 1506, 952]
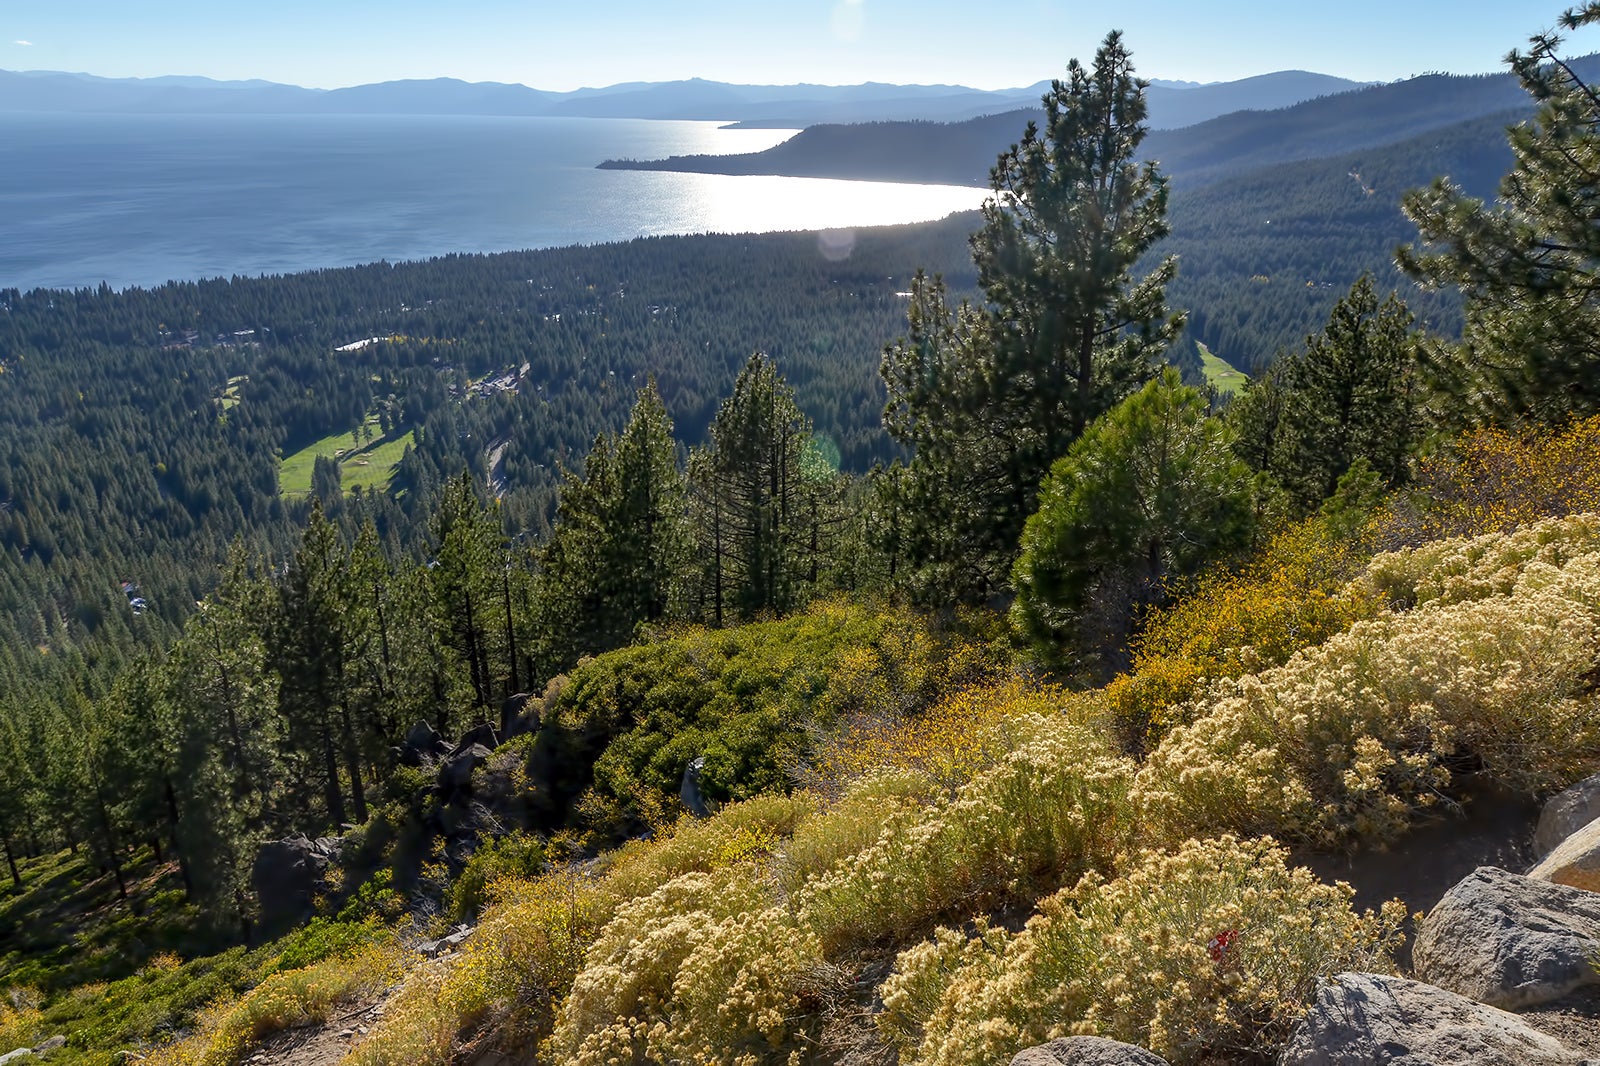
[501, 691, 540, 738]
[1536, 772, 1600, 857]
[1011, 1035, 1169, 1065]
[454, 722, 500, 755]
[1412, 866, 1600, 1009]
[251, 834, 343, 933]
[438, 743, 492, 798]
[1280, 972, 1593, 1065]
[680, 755, 709, 818]
[399, 719, 450, 766]
[1530, 817, 1600, 893]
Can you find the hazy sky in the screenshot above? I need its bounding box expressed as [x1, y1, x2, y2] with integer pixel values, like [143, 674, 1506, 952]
[0, 1, 1584, 91]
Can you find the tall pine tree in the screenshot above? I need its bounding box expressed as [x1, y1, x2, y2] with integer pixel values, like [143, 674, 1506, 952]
[1261, 276, 1418, 511]
[690, 354, 829, 624]
[1399, 4, 1600, 424]
[534, 380, 689, 676]
[882, 30, 1183, 602]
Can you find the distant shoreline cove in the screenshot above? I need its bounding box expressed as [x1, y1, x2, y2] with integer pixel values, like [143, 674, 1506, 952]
[596, 115, 1016, 188]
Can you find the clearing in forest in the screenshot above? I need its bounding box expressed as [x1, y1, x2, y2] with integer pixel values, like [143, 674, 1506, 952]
[278, 416, 415, 496]
[1197, 341, 1249, 396]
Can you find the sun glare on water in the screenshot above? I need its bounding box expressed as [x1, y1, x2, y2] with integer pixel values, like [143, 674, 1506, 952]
[630, 171, 988, 244]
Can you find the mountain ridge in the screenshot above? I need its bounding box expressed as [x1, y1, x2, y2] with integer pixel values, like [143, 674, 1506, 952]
[0, 66, 1370, 128]
[597, 57, 1600, 190]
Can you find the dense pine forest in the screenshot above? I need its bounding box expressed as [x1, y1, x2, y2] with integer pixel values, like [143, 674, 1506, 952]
[5, 8, 1600, 1066]
[0, 217, 979, 693]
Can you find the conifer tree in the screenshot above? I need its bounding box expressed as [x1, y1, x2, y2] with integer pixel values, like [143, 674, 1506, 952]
[690, 354, 825, 624]
[882, 30, 1183, 601]
[431, 473, 507, 724]
[170, 544, 278, 809]
[1267, 275, 1418, 510]
[271, 502, 360, 827]
[0, 705, 36, 885]
[1399, 4, 1600, 424]
[534, 381, 689, 676]
[1013, 369, 1255, 676]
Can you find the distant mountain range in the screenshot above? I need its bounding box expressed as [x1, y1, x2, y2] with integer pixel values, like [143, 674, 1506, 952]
[0, 67, 1368, 129]
[598, 59, 1600, 191]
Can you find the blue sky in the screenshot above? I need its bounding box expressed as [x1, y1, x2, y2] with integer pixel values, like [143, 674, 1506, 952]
[0, 1, 1584, 90]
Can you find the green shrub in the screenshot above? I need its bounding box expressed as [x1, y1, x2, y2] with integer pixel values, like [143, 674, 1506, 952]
[538, 600, 1004, 838]
[447, 833, 548, 922]
[270, 917, 391, 974]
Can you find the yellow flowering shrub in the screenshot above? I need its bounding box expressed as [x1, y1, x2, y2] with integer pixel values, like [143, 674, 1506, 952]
[1384, 415, 1600, 542]
[775, 770, 942, 895]
[545, 867, 822, 1065]
[880, 836, 1403, 1066]
[346, 871, 610, 1066]
[797, 714, 1136, 954]
[602, 792, 815, 903]
[1359, 513, 1600, 612]
[1135, 519, 1600, 847]
[804, 677, 1082, 797]
[1105, 512, 1382, 752]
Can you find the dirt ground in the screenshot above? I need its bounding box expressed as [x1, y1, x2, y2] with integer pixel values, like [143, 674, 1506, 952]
[1295, 782, 1542, 967]
[239, 998, 387, 1066]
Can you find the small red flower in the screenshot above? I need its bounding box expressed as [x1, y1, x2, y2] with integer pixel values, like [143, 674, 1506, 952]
[1207, 928, 1238, 962]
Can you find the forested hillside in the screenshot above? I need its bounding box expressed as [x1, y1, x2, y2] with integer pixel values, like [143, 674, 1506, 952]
[601, 56, 1600, 188]
[0, 218, 977, 698]
[6, 9, 1600, 1066]
[1163, 109, 1519, 366]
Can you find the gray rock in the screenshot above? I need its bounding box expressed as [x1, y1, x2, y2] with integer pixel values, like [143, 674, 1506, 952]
[1530, 816, 1600, 894]
[250, 834, 343, 933]
[1537, 772, 1600, 856]
[680, 755, 709, 818]
[0, 1049, 32, 1065]
[438, 743, 492, 796]
[424, 798, 470, 838]
[501, 692, 539, 738]
[400, 719, 448, 766]
[30, 1036, 64, 1054]
[1412, 866, 1600, 1009]
[1011, 1035, 1169, 1065]
[453, 722, 500, 755]
[419, 924, 476, 957]
[1280, 972, 1592, 1065]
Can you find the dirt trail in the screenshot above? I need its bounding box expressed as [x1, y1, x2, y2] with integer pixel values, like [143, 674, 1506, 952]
[240, 999, 386, 1066]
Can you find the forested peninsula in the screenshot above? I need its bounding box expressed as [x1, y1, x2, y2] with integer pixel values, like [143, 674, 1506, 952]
[5, 11, 1600, 1066]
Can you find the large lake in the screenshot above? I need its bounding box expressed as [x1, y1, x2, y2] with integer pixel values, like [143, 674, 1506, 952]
[0, 112, 988, 293]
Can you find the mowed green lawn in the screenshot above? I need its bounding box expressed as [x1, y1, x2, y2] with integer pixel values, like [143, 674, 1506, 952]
[278, 417, 415, 496]
[1197, 341, 1249, 396]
